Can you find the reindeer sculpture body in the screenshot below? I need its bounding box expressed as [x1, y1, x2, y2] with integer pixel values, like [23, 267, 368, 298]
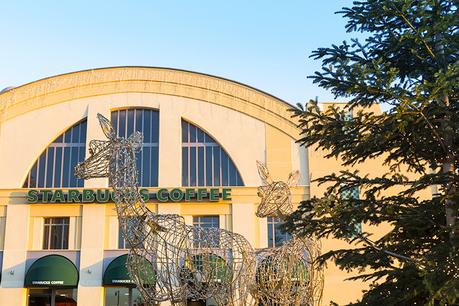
[255, 161, 323, 306]
[75, 114, 255, 306]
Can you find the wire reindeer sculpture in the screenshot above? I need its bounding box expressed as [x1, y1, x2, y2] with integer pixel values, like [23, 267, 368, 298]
[75, 114, 256, 306]
[254, 161, 324, 306]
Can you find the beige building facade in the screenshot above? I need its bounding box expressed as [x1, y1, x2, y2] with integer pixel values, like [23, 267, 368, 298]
[0, 67, 392, 306]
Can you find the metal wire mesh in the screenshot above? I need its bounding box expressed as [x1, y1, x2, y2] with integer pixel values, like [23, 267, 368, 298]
[255, 161, 324, 306]
[75, 114, 255, 305]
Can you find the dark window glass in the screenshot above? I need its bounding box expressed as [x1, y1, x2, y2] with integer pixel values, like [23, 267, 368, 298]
[229, 163, 237, 186]
[112, 110, 119, 134]
[181, 120, 243, 187]
[38, 154, 46, 188]
[135, 109, 143, 133]
[267, 217, 291, 247]
[143, 110, 151, 142]
[71, 123, 80, 143]
[341, 186, 362, 237]
[29, 289, 78, 306]
[267, 223, 273, 247]
[62, 147, 71, 187]
[182, 121, 188, 142]
[118, 217, 144, 249]
[55, 289, 77, 306]
[182, 147, 189, 186]
[151, 147, 159, 187]
[28, 288, 52, 306]
[205, 147, 213, 186]
[198, 147, 205, 186]
[80, 121, 87, 143]
[213, 147, 221, 186]
[221, 151, 229, 186]
[151, 111, 159, 143]
[43, 217, 70, 250]
[105, 288, 129, 306]
[190, 125, 196, 142]
[54, 147, 62, 187]
[24, 120, 87, 188]
[27, 163, 38, 188]
[127, 109, 135, 137]
[193, 216, 220, 248]
[70, 147, 79, 187]
[111, 109, 159, 187]
[45, 148, 54, 187]
[197, 128, 204, 142]
[64, 128, 71, 143]
[105, 288, 141, 306]
[118, 110, 126, 138]
[190, 147, 196, 186]
[142, 147, 151, 186]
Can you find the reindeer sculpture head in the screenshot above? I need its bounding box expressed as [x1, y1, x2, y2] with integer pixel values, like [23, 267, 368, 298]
[256, 161, 300, 218]
[74, 113, 143, 187]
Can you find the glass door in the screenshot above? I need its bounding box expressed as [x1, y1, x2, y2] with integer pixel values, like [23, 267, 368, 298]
[28, 288, 77, 306]
[28, 289, 51, 306]
[105, 288, 151, 306]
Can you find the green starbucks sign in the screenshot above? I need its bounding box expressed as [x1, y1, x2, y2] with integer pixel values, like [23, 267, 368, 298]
[27, 188, 231, 204]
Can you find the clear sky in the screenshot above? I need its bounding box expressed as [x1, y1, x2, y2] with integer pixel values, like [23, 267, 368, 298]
[1, 1, 355, 105]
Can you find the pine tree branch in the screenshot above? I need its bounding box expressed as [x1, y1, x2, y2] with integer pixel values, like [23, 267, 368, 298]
[356, 233, 425, 269]
[392, 4, 436, 59]
[400, 99, 450, 157]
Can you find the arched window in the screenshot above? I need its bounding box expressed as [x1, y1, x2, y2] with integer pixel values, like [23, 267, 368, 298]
[182, 120, 244, 187]
[111, 109, 159, 187]
[23, 119, 87, 188]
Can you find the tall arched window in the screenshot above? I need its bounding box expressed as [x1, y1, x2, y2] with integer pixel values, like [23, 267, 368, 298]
[182, 120, 244, 187]
[23, 119, 87, 188]
[111, 109, 159, 187]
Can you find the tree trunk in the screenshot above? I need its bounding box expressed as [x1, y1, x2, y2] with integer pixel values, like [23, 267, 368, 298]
[441, 95, 457, 249]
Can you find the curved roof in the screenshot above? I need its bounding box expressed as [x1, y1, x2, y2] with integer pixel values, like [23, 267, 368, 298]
[0, 66, 301, 138]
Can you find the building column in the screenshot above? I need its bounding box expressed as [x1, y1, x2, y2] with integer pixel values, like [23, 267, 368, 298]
[258, 217, 268, 248]
[158, 97, 181, 187]
[231, 203, 257, 247]
[77, 105, 110, 306]
[0, 204, 29, 305]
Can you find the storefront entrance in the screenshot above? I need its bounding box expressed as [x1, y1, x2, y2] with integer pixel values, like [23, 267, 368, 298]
[28, 288, 77, 306]
[25, 255, 79, 306]
[103, 254, 155, 306]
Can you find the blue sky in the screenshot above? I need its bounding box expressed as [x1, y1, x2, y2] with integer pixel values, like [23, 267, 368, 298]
[1, 1, 355, 105]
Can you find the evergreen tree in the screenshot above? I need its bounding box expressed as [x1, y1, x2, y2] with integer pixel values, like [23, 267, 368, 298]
[284, 1, 458, 305]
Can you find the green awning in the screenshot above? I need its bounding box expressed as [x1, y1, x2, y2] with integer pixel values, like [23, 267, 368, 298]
[25, 255, 78, 287]
[103, 254, 155, 287]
